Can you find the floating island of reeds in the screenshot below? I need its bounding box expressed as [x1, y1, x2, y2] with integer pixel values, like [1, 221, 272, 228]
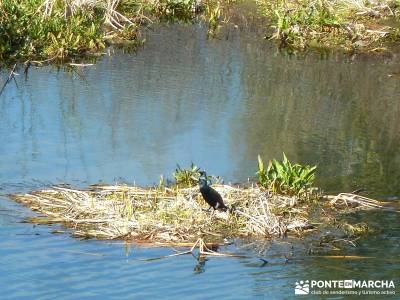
[9, 155, 393, 250]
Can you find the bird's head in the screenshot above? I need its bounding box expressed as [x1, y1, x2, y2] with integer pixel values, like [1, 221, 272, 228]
[198, 171, 208, 187]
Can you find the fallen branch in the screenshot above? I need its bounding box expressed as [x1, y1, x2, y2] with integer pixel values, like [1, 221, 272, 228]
[327, 193, 386, 209]
[0, 64, 18, 97]
[139, 238, 245, 261]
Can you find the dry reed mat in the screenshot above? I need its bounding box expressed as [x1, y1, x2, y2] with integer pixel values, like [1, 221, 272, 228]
[10, 184, 393, 247]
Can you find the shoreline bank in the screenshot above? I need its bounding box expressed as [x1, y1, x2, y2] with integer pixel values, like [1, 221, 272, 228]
[1, 0, 399, 64]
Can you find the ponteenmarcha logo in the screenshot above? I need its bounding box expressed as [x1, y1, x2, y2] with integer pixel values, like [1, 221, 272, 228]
[295, 280, 310, 294]
[295, 280, 396, 296]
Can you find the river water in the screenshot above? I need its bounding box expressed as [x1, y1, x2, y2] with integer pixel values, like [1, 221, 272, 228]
[0, 23, 399, 299]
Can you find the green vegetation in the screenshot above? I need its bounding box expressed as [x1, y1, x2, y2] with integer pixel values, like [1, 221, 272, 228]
[259, 0, 400, 50]
[153, 0, 200, 21]
[0, 0, 107, 61]
[173, 163, 222, 187]
[0, 0, 203, 62]
[206, 1, 222, 36]
[340, 222, 370, 237]
[265, 0, 341, 48]
[257, 153, 316, 197]
[173, 163, 201, 187]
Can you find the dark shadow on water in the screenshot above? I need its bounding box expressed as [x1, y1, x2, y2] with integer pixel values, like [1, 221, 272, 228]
[193, 255, 208, 274]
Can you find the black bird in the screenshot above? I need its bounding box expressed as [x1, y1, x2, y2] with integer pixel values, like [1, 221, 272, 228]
[199, 171, 228, 211]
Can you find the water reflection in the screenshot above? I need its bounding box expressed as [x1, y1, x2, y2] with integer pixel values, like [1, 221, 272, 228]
[1, 27, 399, 197]
[1, 25, 399, 198]
[237, 50, 400, 196]
[193, 256, 207, 274]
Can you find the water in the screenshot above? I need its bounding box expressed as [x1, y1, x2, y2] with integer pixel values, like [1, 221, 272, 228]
[0, 23, 399, 299]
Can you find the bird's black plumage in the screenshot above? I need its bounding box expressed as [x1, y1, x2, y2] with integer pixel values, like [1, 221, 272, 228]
[199, 171, 227, 211]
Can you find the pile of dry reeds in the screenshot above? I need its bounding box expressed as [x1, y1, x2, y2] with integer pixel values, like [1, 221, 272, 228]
[40, 0, 140, 29]
[10, 184, 313, 241]
[11, 184, 391, 243]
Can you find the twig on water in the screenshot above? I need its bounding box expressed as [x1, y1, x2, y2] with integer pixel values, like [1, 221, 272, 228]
[0, 64, 18, 97]
[139, 238, 246, 261]
[327, 193, 387, 209]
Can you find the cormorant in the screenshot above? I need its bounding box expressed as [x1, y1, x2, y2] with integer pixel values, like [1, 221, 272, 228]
[198, 171, 228, 211]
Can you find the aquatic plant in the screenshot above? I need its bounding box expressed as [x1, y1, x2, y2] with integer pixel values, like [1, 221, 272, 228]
[257, 154, 316, 197]
[340, 222, 370, 237]
[173, 164, 223, 187]
[173, 163, 201, 186]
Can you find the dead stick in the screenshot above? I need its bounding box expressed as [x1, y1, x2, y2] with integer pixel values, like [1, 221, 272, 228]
[0, 64, 17, 97]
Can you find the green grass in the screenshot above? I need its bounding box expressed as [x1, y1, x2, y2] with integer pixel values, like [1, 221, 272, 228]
[0, 0, 106, 60]
[259, 0, 400, 50]
[267, 0, 341, 48]
[0, 0, 202, 62]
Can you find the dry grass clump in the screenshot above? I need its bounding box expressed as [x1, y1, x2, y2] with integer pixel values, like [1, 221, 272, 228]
[10, 183, 392, 244]
[10, 184, 310, 242]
